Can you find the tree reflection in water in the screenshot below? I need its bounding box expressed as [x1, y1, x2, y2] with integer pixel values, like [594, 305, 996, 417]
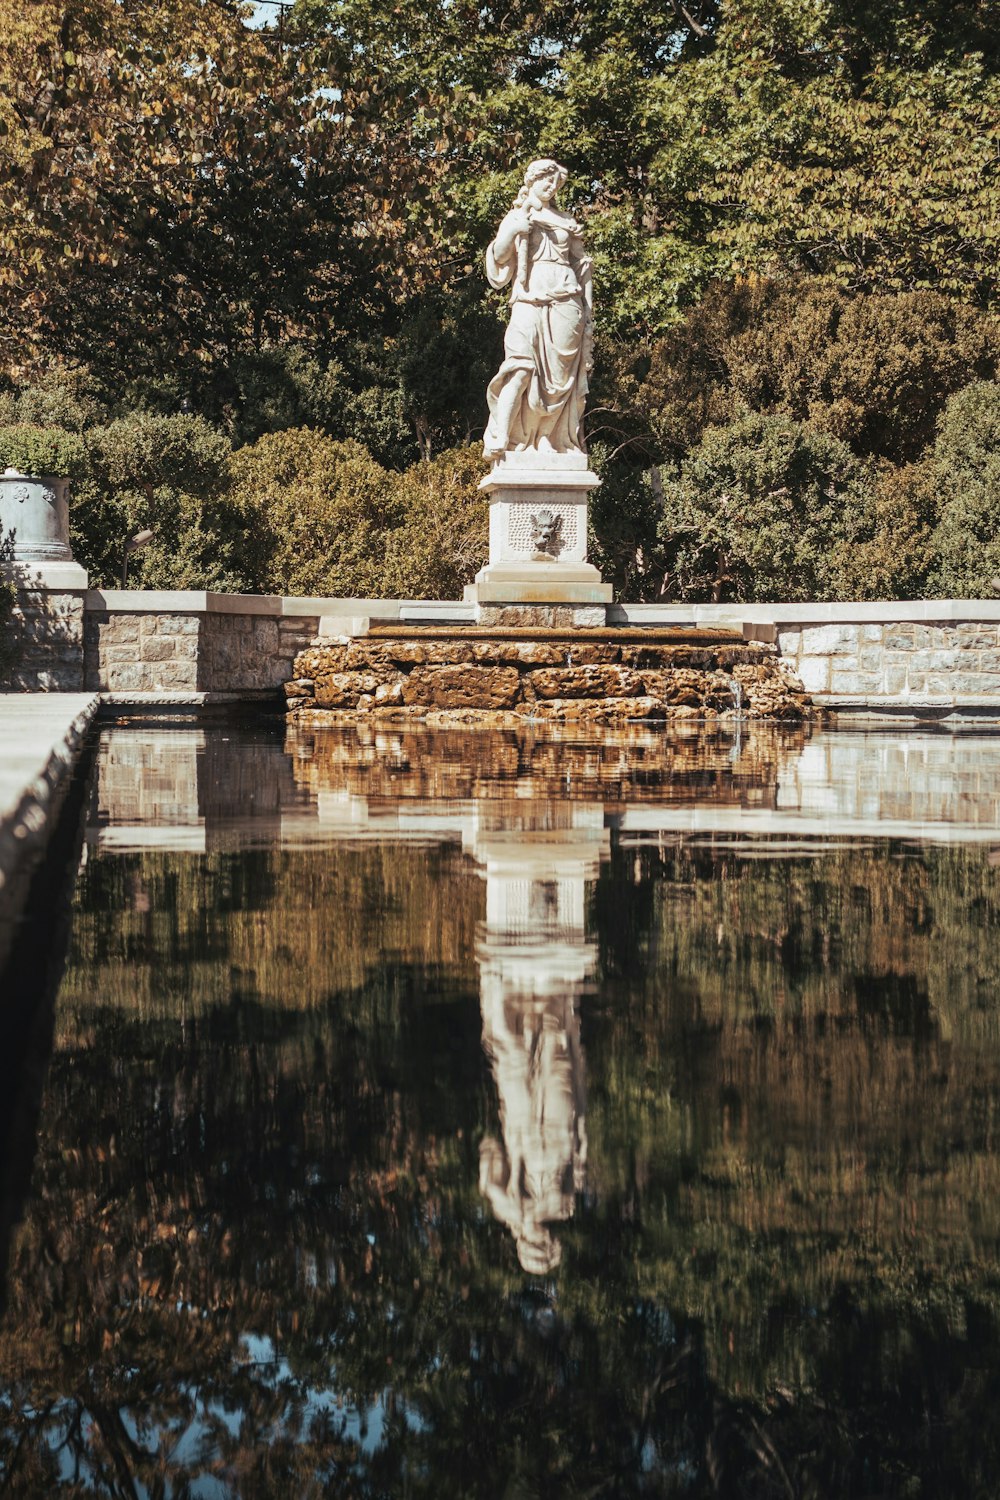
[0, 722, 997, 1494]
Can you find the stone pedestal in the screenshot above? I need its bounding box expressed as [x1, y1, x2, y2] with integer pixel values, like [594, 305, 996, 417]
[465, 450, 612, 624]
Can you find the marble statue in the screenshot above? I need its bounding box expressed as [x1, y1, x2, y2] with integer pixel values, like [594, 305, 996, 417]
[483, 159, 593, 460]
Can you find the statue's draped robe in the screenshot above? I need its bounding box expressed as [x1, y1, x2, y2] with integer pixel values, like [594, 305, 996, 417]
[484, 208, 590, 457]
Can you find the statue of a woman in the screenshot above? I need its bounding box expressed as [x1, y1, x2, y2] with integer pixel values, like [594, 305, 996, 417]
[483, 159, 593, 461]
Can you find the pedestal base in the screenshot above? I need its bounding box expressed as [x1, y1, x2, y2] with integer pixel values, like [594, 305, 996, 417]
[464, 561, 613, 626]
[473, 451, 611, 624]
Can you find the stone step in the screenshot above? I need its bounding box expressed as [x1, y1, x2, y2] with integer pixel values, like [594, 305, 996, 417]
[365, 624, 746, 646]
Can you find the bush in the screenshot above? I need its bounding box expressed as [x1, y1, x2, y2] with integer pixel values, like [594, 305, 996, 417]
[0, 367, 111, 434]
[825, 461, 939, 602]
[0, 424, 87, 477]
[657, 411, 867, 602]
[380, 447, 488, 598]
[929, 382, 1000, 598]
[76, 412, 237, 589]
[228, 429, 400, 597]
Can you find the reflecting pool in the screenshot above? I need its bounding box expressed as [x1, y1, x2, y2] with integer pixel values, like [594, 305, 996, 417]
[2, 719, 1000, 1496]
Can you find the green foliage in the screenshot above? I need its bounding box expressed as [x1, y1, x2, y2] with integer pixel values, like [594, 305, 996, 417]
[230, 433, 488, 599]
[657, 410, 866, 601]
[825, 460, 940, 602]
[616, 280, 1000, 468]
[0, 423, 86, 477]
[75, 412, 237, 590]
[392, 292, 501, 460]
[380, 446, 488, 598]
[587, 446, 666, 602]
[210, 344, 351, 451]
[228, 427, 401, 597]
[0, 0, 358, 391]
[929, 381, 1000, 597]
[0, 365, 110, 433]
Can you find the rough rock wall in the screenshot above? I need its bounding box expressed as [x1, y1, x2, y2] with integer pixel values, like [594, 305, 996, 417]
[286, 637, 812, 723]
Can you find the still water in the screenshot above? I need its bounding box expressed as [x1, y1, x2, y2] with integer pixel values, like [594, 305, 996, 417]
[2, 718, 1000, 1497]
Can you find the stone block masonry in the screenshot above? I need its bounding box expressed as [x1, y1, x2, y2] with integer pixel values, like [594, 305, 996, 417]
[610, 602, 1000, 720]
[6, 587, 86, 691]
[81, 592, 320, 697]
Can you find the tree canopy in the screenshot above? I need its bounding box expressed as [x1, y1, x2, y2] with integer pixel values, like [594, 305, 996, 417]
[1, 0, 998, 599]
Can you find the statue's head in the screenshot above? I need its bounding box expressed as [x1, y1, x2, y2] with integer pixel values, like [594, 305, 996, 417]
[523, 158, 568, 202]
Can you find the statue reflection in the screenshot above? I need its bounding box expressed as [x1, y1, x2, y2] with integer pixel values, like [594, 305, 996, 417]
[471, 808, 607, 1273]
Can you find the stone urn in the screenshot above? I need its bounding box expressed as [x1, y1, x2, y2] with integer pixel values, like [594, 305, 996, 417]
[0, 467, 73, 562]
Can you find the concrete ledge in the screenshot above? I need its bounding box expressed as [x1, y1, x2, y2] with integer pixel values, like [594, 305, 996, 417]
[4, 560, 89, 590]
[99, 690, 281, 707]
[815, 693, 1000, 724]
[613, 600, 1000, 625]
[0, 693, 98, 969]
[84, 590, 478, 621]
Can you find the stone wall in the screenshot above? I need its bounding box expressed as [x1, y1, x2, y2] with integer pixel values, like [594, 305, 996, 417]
[286, 635, 810, 723]
[82, 593, 318, 696]
[6, 585, 86, 691]
[612, 602, 1000, 713]
[778, 618, 1000, 700]
[8, 583, 1000, 714]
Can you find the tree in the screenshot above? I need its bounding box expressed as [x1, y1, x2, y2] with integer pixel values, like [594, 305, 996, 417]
[0, 0, 354, 388]
[608, 280, 1000, 469]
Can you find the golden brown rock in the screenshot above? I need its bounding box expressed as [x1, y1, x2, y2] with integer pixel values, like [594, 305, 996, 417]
[314, 671, 388, 708]
[287, 631, 812, 723]
[471, 641, 565, 666]
[621, 645, 715, 669]
[402, 664, 521, 709]
[293, 642, 395, 677]
[526, 696, 666, 722]
[559, 644, 621, 665]
[385, 641, 476, 665]
[528, 665, 645, 699]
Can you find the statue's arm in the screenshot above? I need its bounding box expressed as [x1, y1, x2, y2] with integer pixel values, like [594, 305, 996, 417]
[486, 207, 531, 289]
[571, 231, 594, 371]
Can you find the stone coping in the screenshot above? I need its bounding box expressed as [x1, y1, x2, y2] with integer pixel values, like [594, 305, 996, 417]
[84, 590, 478, 619]
[78, 592, 1000, 625]
[613, 601, 1000, 624]
[0, 693, 99, 901]
[98, 690, 281, 708]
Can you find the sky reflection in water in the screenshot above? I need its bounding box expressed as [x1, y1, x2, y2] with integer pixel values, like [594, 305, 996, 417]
[1, 720, 1000, 1496]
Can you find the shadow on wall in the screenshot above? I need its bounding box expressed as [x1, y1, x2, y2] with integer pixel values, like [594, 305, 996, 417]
[0, 730, 93, 1314]
[0, 547, 85, 693]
